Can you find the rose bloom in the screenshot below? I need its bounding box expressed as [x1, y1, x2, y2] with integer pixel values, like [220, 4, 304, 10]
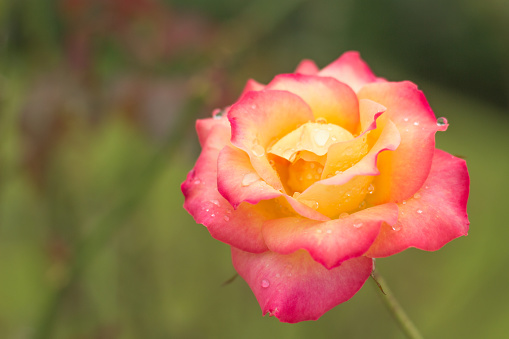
[182, 52, 470, 323]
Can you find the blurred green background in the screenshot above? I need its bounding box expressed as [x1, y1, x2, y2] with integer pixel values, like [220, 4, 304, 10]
[0, 0, 508, 338]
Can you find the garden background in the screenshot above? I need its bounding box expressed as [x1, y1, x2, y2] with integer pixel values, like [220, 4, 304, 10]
[0, 0, 508, 338]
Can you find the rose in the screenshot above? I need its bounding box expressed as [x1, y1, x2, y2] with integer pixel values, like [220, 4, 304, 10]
[182, 51, 470, 323]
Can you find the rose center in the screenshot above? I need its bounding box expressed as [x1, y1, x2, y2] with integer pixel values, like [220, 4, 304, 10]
[268, 121, 354, 193]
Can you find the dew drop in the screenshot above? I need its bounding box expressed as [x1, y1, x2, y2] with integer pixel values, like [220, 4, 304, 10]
[392, 222, 402, 231]
[315, 117, 328, 124]
[213, 109, 227, 119]
[224, 215, 230, 221]
[403, 117, 409, 122]
[306, 173, 313, 180]
[261, 279, 270, 288]
[353, 222, 363, 228]
[413, 121, 420, 126]
[210, 199, 220, 206]
[211, 213, 215, 217]
[313, 129, 330, 146]
[358, 200, 367, 209]
[301, 199, 319, 209]
[402, 200, 407, 205]
[242, 173, 260, 186]
[331, 136, 337, 141]
[437, 117, 448, 126]
[367, 184, 375, 194]
[193, 179, 201, 185]
[269, 159, 275, 167]
[414, 193, 421, 199]
[417, 209, 423, 214]
[251, 104, 257, 110]
[317, 168, 323, 174]
[326, 229, 332, 234]
[252, 143, 265, 157]
[275, 273, 280, 278]
[339, 212, 349, 218]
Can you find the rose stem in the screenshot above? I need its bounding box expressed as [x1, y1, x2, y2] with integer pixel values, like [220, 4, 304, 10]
[371, 270, 424, 339]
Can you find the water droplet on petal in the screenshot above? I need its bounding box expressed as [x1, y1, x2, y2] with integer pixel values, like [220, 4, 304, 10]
[417, 209, 423, 214]
[251, 104, 257, 109]
[242, 173, 260, 186]
[301, 199, 319, 209]
[367, 184, 375, 194]
[402, 200, 407, 205]
[413, 121, 420, 126]
[252, 139, 265, 157]
[358, 200, 367, 209]
[313, 129, 330, 146]
[392, 222, 402, 231]
[213, 109, 227, 119]
[224, 215, 230, 221]
[437, 117, 448, 126]
[339, 212, 349, 218]
[353, 222, 363, 228]
[326, 229, 332, 234]
[193, 179, 201, 185]
[414, 193, 421, 199]
[275, 273, 280, 278]
[315, 117, 328, 124]
[403, 117, 409, 122]
[211, 213, 215, 217]
[261, 279, 270, 288]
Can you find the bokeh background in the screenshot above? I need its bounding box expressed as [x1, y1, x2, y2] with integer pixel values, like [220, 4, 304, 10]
[0, 0, 508, 338]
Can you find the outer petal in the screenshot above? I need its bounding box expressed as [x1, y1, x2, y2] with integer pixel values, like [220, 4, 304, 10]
[266, 74, 359, 133]
[318, 51, 382, 92]
[231, 248, 373, 323]
[358, 81, 445, 204]
[229, 90, 315, 190]
[182, 123, 268, 253]
[196, 117, 229, 147]
[294, 59, 319, 75]
[366, 150, 470, 257]
[239, 79, 265, 98]
[262, 204, 398, 269]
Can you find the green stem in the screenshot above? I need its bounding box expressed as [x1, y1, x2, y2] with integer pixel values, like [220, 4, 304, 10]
[371, 270, 424, 339]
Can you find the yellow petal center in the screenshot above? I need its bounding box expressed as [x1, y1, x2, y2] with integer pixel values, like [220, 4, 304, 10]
[268, 122, 354, 161]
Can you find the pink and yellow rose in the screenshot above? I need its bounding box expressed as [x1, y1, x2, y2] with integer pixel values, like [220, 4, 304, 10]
[182, 52, 470, 323]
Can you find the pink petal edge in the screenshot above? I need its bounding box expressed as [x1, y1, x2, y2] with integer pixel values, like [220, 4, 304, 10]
[232, 247, 373, 323]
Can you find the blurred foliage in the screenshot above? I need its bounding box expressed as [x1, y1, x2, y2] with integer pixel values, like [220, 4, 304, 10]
[0, 0, 508, 338]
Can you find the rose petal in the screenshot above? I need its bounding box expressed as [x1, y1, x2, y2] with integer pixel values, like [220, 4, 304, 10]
[266, 74, 359, 133]
[231, 247, 373, 323]
[217, 145, 282, 208]
[319, 51, 383, 92]
[358, 81, 445, 203]
[239, 79, 265, 98]
[298, 120, 401, 218]
[182, 123, 268, 253]
[294, 59, 319, 75]
[263, 204, 398, 269]
[196, 117, 230, 147]
[359, 99, 387, 132]
[229, 90, 315, 190]
[366, 150, 470, 257]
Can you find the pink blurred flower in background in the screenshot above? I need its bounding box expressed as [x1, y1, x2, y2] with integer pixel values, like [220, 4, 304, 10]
[182, 52, 469, 323]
